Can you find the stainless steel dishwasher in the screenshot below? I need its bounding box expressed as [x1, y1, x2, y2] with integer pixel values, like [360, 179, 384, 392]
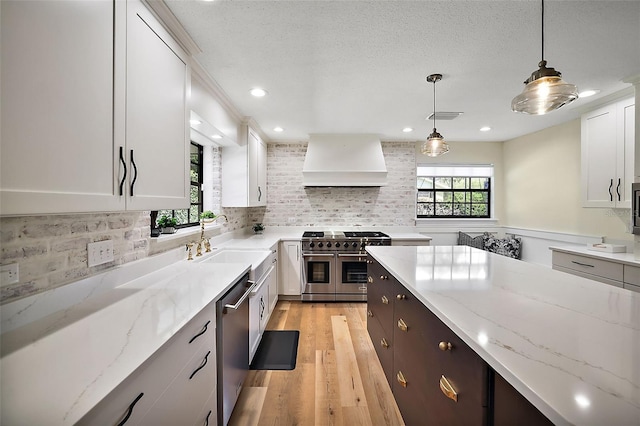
[216, 272, 253, 426]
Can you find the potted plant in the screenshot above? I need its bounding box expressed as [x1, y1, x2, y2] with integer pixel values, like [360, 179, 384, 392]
[252, 223, 265, 234]
[157, 214, 178, 234]
[200, 210, 218, 223]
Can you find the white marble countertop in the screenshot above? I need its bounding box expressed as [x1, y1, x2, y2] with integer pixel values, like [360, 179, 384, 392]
[550, 245, 640, 267]
[0, 258, 250, 425]
[366, 245, 640, 426]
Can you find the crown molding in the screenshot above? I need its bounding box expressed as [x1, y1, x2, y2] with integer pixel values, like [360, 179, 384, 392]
[142, 0, 202, 56]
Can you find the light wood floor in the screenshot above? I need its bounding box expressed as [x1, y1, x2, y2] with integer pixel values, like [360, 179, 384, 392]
[229, 301, 405, 426]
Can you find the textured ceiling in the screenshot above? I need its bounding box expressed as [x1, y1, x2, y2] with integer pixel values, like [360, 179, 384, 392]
[165, 0, 640, 142]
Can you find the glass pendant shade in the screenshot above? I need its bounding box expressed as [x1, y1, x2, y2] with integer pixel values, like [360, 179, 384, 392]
[421, 129, 449, 157]
[511, 61, 578, 115]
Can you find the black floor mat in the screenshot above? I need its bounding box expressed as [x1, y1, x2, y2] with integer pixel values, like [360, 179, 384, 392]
[250, 330, 299, 370]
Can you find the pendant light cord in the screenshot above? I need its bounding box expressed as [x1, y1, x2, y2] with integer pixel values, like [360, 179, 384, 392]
[432, 79, 437, 131]
[541, 0, 544, 62]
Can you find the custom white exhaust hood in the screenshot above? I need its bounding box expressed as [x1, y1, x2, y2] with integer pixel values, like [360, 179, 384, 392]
[302, 134, 388, 187]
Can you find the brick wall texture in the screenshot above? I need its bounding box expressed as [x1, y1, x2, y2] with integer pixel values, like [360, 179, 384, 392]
[249, 141, 417, 227]
[1, 142, 415, 304]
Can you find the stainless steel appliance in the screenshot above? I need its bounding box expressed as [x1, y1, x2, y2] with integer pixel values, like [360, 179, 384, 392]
[633, 183, 640, 235]
[216, 272, 253, 426]
[301, 231, 391, 301]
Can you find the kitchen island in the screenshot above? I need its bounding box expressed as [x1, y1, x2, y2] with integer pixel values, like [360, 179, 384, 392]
[366, 245, 640, 426]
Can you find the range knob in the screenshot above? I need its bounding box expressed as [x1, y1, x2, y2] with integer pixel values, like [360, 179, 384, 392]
[335, 242, 341, 248]
[318, 242, 324, 248]
[352, 242, 358, 248]
[309, 242, 315, 248]
[327, 242, 332, 248]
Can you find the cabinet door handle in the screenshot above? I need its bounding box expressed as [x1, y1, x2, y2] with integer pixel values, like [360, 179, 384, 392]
[381, 295, 389, 305]
[205, 410, 212, 426]
[130, 149, 138, 196]
[396, 371, 407, 387]
[118, 146, 127, 196]
[396, 294, 406, 300]
[438, 341, 453, 351]
[117, 392, 144, 426]
[571, 260, 594, 268]
[367, 310, 373, 317]
[189, 320, 211, 344]
[397, 318, 408, 332]
[439, 375, 458, 402]
[189, 350, 211, 380]
[380, 275, 388, 280]
[609, 178, 613, 202]
[367, 276, 373, 283]
[258, 186, 262, 202]
[616, 178, 621, 201]
[380, 338, 389, 348]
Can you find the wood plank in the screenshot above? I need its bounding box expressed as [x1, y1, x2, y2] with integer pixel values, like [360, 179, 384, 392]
[258, 363, 316, 425]
[297, 302, 316, 364]
[331, 315, 370, 413]
[315, 350, 344, 426]
[244, 369, 272, 388]
[342, 406, 374, 426]
[228, 387, 268, 426]
[266, 303, 290, 330]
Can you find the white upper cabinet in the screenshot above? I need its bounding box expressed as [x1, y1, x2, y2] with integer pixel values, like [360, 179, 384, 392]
[581, 97, 635, 208]
[1, 0, 123, 215]
[0, 0, 189, 215]
[221, 125, 267, 207]
[123, 1, 190, 211]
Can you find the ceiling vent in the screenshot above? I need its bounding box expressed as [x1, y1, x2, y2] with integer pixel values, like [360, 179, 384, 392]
[426, 112, 463, 121]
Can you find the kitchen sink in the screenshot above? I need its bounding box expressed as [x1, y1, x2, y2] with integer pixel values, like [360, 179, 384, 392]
[200, 249, 271, 281]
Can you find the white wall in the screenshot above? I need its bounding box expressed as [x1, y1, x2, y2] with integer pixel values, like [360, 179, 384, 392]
[503, 119, 633, 244]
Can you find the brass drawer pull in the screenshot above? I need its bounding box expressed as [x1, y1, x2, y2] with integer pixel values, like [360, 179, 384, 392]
[439, 375, 458, 402]
[367, 310, 373, 317]
[380, 338, 389, 348]
[382, 295, 389, 305]
[396, 294, 406, 300]
[397, 318, 408, 332]
[396, 371, 407, 387]
[380, 275, 388, 280]
[438, 341, 453, 351]
[367, 276, 373, 283]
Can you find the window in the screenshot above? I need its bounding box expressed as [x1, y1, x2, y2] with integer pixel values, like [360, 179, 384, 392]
[155, 142, 203, 228]
[417, 165, 492, 218]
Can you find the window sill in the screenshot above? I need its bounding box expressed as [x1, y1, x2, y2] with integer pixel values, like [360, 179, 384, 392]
[152, 223, 223, 243]
[416, 218, 500, 229]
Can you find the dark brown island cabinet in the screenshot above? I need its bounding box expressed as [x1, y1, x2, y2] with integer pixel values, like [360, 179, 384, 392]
[366, 257, 554, 426]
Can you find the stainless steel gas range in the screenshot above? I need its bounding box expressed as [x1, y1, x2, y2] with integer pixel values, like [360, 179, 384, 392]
[301, 231, 391, 301]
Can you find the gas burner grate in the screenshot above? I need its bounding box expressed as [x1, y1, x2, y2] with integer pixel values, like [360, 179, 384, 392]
[302, 231, 324, 238]
[343, 231, 389, 238]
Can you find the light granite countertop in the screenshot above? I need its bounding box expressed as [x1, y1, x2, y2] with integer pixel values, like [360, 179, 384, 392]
[550, 245, 640, 267]
[366, 245, 640, 426]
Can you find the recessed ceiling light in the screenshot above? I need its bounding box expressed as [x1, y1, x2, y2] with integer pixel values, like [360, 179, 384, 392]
[211, 134, 222, 139]
[273, 127, 284, 132]
[402, 127, 414, 133]
[250, 88, 267, 97]
[579, 89, 600, 98]
[480, 126, 491, 132]
[190, 119, 202, 125]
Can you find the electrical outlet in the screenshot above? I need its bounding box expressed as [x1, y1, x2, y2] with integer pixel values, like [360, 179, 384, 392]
[0, 263, 19, 286]
[288, 217, 296, 223]
[88, 240, 114, 267]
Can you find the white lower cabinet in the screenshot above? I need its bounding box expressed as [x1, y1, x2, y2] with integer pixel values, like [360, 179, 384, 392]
[552, 249, 640, 293]
[267, 245, 279, 313]
[279, 241, 302, 296]
[249, 257, 277, 362]
[77, 303, 215, 425]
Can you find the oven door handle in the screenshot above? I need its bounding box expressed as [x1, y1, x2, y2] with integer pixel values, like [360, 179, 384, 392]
[302, 253, 335, 257]
[337, 253, 367, 258]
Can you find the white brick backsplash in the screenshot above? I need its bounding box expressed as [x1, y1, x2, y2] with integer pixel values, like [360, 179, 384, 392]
[0, 142, 416, 304]
[249, 142, 417, 227]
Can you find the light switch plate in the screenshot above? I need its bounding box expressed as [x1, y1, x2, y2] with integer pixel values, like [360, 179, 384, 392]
[88, 240, 114, 267]
[1, 263, 19, 286]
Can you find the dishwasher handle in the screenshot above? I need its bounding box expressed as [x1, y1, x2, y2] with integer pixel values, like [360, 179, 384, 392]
[224, 280, 256, 311]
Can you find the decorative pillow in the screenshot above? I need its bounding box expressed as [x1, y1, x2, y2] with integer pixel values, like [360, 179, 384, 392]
[483, 234, 522, 259]
[457, 231, 484, 250]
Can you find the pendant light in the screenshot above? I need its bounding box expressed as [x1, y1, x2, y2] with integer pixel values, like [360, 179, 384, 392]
[421, 74, 449, 157]
[511, 0, 578, 115]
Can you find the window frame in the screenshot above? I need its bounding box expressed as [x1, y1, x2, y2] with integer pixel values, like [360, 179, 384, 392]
[416, 165, 493, 220]
[153, 142, 204, 229]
